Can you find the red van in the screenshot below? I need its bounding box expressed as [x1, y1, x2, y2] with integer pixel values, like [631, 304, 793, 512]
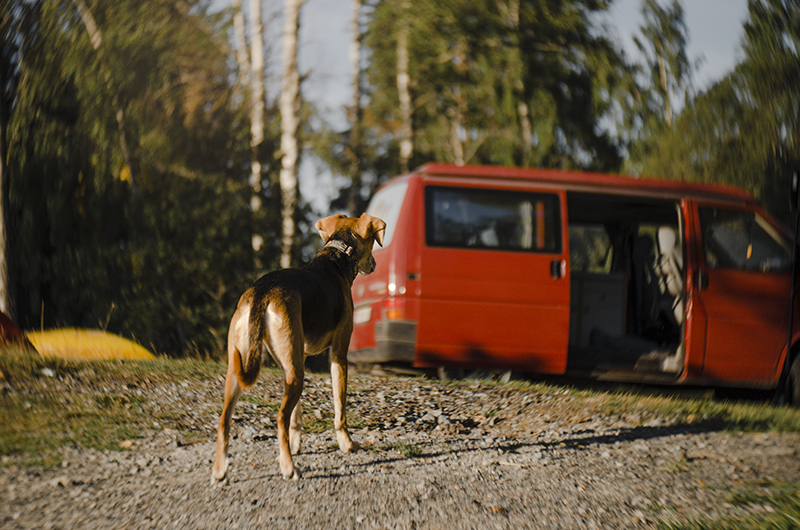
[349, 163, 800, 400]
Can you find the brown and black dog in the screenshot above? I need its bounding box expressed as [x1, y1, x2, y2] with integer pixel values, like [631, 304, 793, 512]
[212, 213, 386, 482]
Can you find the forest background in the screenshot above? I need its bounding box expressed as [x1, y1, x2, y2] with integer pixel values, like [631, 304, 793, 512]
[1, 0, 797, 357]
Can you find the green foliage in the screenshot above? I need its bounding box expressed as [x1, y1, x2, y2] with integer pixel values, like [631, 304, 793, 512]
[360, 0, 624, 184]
[661, 482, 800, 530]
[629, 0, 800, 222]
[4, 0, 273, 356]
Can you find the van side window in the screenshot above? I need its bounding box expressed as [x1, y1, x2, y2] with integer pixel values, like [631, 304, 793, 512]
[425, 187, 561, 253]
[699, 207, 791, 272]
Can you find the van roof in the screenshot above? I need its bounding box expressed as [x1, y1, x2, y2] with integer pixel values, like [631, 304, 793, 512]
[414, 163, 754, 204]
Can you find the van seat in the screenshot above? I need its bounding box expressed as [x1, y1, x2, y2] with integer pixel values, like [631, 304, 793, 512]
[656, 226, 684, 326]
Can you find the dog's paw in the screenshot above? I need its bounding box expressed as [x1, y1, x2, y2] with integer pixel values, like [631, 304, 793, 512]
[211, 457, 231, 486]
[211, 473, 228, 486]
[342, 440, 361, 453]
[289, 436, 302, 456]
[336, 431, 359, 453]
[281, 467, 301, 480]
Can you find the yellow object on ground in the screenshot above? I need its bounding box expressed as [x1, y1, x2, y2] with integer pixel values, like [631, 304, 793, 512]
[27, 329, 155, 361]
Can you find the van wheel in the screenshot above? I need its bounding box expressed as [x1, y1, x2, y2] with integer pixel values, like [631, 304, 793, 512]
[790, 355, 800, 407]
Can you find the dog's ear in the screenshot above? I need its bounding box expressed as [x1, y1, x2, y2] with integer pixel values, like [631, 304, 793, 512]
[315, 214, 346, 242]
[358, 213, 386, 247]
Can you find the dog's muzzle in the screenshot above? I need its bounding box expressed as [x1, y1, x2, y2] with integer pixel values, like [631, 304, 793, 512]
[359, 255, 376, 275]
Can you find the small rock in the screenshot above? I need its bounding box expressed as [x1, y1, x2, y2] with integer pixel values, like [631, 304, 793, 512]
[49, 476, 70, 488]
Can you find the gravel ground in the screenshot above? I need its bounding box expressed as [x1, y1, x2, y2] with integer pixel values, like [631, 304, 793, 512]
[2, 369, 799, 529]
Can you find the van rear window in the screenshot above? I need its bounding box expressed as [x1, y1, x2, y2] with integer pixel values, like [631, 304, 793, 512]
[425, 186, 561, 253]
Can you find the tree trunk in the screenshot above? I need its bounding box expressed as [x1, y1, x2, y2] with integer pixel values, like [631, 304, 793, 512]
[232, 0, 250, 89]
[449, 99, 465, 166]
[279, 0, 304, 269]
[396, 17, 413, 174]
[0, 109, 9, 317]
[500, 0, 532, 165]
[346, 0, 363, 215]
[657, 44, 673, 127]
[249, 0, 266, 253]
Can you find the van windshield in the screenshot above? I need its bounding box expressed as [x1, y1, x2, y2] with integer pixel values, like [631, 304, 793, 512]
[366, 181, 409, 247]
[425, 186, 561, 253]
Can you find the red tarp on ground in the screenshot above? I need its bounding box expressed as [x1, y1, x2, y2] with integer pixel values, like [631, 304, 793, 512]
[0, 312, 35, 350]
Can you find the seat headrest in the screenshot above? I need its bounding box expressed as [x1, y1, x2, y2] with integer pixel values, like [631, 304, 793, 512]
[657, 226, 677, 253]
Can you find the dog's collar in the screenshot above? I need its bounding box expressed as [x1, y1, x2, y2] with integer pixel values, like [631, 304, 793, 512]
[324, 239, 354, 256]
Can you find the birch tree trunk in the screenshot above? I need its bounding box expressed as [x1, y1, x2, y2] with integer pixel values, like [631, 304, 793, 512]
[249, 0, 266, 253]
[449, 94, 465, 166]
[73, 0, 136, 195]
[657, 44, 673, 127]
[279, 0, 304, 268]
[396, 13, 413, 174]
[346, 0, 362, 215]
[232, 0, 250, 89]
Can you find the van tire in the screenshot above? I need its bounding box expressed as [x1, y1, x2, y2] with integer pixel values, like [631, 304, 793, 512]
[790, 354, 800, 407]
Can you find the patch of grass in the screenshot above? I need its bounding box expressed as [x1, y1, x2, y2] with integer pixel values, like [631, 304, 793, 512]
[561, 384, 800, 433]
[240, 394, 279, 414]
[0, 351, 226, 466]
[1, 347, 225, 386]
[304, 417, 334, 434]
[375, 441, 423, 458]
[444, 373, 800, 433]
[660, 482, 800, 530]
[0, 391, 142, 465]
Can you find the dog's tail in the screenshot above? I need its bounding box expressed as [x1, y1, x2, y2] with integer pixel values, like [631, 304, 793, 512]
[231, 305, 265, 389]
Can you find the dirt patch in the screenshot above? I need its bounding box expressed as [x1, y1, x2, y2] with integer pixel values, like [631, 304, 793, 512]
[2, 368, 799, 529]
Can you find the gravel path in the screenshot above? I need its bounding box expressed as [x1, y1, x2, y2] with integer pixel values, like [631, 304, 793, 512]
[2, 370, 799, 529]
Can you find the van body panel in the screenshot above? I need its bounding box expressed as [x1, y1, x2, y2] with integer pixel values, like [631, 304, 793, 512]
[698, 268, 789, 384]
[689, 202, 794, 387]
[412, 180, 569, 373]
[415, 236, 570, 373]
[349, 164, 797, 391]
[682, 199, 707, 381]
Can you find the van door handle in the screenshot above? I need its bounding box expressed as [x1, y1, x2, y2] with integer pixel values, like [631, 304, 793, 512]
[550, 259, 565, 279]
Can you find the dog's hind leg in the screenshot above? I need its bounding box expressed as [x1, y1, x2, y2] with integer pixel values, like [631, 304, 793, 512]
[271, 299, 304, 479]
[276, 363, 303, 479]
[331, 336, 359, 453]
[212, 360, 241, 484]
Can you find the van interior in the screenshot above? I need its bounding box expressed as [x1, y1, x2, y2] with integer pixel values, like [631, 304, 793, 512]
[566, 192, 685, 376]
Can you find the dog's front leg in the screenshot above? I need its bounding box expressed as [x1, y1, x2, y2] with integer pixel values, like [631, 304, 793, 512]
[212, 363, 242, 484]
[331, 343, 358, 453]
